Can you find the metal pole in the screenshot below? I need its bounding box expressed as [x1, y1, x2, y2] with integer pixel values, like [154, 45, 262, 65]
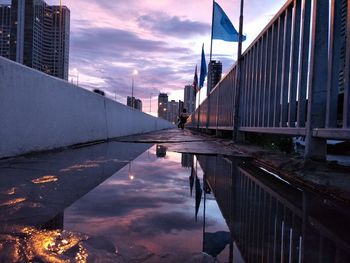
[209, 0, 215, 62]
[233, 0, 244, 142]
[131, 76, 134, 108]
[197, 91, 201, 129]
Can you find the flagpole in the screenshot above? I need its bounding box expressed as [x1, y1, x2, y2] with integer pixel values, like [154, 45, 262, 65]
[237, 0, 244, 59]
[233, 0, 244, 141]
[197, 90, 201, 129]
[209, 0, 215, 63]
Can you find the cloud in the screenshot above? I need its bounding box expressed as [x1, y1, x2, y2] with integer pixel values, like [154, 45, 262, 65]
[71, 27, 190, 58]
[137, 12, 210, 38]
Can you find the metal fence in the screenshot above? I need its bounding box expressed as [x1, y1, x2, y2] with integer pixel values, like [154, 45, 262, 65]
[187, 0, 350, 159]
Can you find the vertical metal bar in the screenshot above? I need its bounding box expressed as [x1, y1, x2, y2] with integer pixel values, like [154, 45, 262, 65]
[243, 53, 250, 127]
[326, 0, 342, 128]
[269, 23, 278, 127]
[247, 51, 253, 126]
[274, 15, 285, 127]
[297, 0, 312, 127]
[343, 0, 350, 128]
[305, 0, 329, 160]
[265, 29, 272, 127]
[257, 37, 264, 127]
[260, 35, 267, 127]
[251, 45, 258, 126]
[239, 58, 246, 128]
[249, 47, 255, 126]
[256, 42, 262, 127]
[262, 31, 270, 127]
[288, 0, 302, 128]
[252, 42, 259, 127]
[280, 7, 293, 127]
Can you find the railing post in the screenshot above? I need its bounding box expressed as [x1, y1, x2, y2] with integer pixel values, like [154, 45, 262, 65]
[344, 0, 350, 128]
[233, 0, 244, 142]
[305, 0, 329, 160]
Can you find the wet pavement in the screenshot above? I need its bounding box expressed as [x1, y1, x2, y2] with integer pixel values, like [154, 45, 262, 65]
[1, 128, 350, 262]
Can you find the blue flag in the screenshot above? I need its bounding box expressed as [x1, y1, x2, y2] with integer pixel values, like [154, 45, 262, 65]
[199, 44, 207, 88]
[213, 2, 246, 42]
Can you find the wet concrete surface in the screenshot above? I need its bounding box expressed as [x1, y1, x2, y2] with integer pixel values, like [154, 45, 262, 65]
[0, 128, 350, 262]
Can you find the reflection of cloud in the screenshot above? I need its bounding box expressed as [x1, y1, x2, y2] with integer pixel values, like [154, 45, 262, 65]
[67, 187, 187, 219]
[129, 211, 211, 236]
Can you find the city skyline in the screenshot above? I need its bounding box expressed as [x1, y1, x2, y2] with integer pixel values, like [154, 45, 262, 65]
[0, 0, 286, 116]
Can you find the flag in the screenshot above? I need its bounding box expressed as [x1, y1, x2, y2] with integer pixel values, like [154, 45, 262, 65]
[213, 2, 246, 42]
[199, 44, 207, 88]
[193, 65, 198, 93]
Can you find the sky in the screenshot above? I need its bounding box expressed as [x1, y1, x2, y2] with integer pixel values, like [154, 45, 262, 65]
[1, 0, 287, 115]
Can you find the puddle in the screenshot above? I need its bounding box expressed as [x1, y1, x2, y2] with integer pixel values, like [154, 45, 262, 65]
[0, 142, 350, 262]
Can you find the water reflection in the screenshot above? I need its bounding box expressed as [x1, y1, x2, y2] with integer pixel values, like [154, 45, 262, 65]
[62, 147, 228, 262]
[156, 145, 167, 158]
[2, 142, 349, 262]
[198, 155, 350, 263]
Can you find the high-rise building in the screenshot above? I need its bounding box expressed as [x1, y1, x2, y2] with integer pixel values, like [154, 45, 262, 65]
[184, 85, 196, 114]
[7, 0, 70, 80]
[207, 60, 222, 95]
[168, 100, 179, 124]
[158, 93, 168, 120]
[0, 4, 11, 58]
[127, 96, 143, 111]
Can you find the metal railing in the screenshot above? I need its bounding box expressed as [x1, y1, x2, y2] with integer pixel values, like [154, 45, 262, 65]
[188, 0, 350, 159]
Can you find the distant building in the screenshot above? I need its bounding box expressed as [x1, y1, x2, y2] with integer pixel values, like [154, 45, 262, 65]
[5, 0, 70, 80]
[158, 93, 168, 120]
[0, 5, 11, 58]
[168, 100, 179, 124]
[184, 85, 196, 114]
[135, 98, 142, 111]
[179, 100, 184, 115]
[207, 60, 222, 95]
[127, 96, 142, 111]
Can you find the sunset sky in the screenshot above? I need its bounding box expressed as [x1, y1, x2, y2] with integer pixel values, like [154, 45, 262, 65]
[2, 0, 287, 115]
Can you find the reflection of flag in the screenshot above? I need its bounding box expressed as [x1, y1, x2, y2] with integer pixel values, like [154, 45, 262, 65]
[193, 65, 198, 93]
[203, 231, 231, 258]
[189, 165, 195, 196]
[199, 44, 207, 88]
[195, 174, 202, 222]
[213, 2, 246, 42]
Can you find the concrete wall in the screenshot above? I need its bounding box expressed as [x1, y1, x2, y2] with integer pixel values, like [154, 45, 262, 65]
[0, 57, 174, 158]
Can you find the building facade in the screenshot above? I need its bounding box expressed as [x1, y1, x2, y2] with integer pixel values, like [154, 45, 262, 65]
[207, 60, 222, 95]
[167, 100, 179, 124]
[127, 96, 142, 111]
[0, 4, 11, 58]
[158, 93, 168, 120]
[7, 0, 70, 80]
[135, 98, 142, 111]
[184, 85, 196, 114]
